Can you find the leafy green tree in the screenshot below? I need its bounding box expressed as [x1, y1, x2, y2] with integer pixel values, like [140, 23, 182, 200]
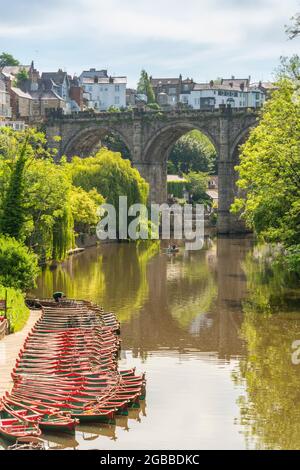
[69, 149, 149, 210]
[277, 54, 300, 80]
[102, 132, 131, 160]
[0, 52, 19, 68]
[185, 171, 211, 205]
[0, 127, 75, 263]
[15, 68, 29, 88]
[0, 235, 39, 291]
[0, 139, 28, 239]
[231, 78, 300, 252]
[70, 187, 104, 234]
[169, 130, 217, 174]
[137, 70, 156, 104]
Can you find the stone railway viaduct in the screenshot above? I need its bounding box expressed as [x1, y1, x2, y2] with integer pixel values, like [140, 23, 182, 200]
[45, 107, 259, 234]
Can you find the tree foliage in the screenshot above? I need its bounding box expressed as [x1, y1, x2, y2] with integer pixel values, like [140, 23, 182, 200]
[169, 130, 217, 174]
[70, 187, 104, 234]
[0, 52, 19, 68]
[68, 149, 149, 210]
[185, 171, 211, 205]
[102, 132, 131, 160]
[231, 77, 300, 252]
[15, 68, 29, 88]
[286, 13, 300, 39]
[137, 70, 156, 104]
[0, 235, 39, 291]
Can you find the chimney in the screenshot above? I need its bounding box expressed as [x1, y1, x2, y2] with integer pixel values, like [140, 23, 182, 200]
[231, 75, 235, 80]
[209, 80, 214, 88]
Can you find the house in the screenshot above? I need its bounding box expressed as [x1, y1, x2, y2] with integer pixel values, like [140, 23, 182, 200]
[126, 88, 147, 107]
[150, 75, 195, 107]
[79, 69, 127, 111]
[41, 69, 81, 113]
[0, 77, 11, 118]
[181, 77, 265, 110]
[0, 120, 26, 131]
[9, 87, 32, 119]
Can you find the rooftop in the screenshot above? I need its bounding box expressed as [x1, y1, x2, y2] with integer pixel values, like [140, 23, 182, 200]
[81, 76, 127, 85]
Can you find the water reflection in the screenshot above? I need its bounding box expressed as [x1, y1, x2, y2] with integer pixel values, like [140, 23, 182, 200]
[234, 247, 300, 450]
[30, 237, 300, 449]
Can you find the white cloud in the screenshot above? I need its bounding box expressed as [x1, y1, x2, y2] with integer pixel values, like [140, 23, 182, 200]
[0, 0, 299, 83]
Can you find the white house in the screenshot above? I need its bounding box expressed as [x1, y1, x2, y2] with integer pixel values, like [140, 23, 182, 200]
[0, 78, 12, 118]
[180, 77, 265, 110]
[79, 69, 127, 111]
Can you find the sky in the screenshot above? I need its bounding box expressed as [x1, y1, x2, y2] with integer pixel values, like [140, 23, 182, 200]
[0, 0, 299, 87]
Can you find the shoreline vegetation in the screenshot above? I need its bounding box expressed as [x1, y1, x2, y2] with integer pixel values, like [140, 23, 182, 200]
[0, 127, 149, 331]
[231, 55, 300, 278]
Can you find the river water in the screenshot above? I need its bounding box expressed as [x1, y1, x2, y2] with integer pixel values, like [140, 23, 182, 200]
[30, 237, 300, 450]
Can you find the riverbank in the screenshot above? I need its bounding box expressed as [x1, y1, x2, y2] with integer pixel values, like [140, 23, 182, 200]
[0, 310, 42, 397]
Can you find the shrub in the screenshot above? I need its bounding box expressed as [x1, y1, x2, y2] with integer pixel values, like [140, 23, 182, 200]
[0, 236, 39, 291]
[0, 284, 29, 332]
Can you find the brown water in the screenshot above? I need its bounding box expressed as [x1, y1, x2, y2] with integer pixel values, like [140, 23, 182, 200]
[28, 238, 300, 450]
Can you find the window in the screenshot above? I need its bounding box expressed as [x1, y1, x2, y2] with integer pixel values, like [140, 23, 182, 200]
[115, 96, 120, 105]
[115, 85, 120, 92]
[169, 87, 176, 95]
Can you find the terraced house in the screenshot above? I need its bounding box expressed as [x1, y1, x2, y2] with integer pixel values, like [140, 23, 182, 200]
[79, 68, 127, 111]
[180, 77, 265, 109]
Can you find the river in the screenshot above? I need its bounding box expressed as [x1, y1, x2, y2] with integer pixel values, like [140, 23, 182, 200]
[30, 237, 300, 450]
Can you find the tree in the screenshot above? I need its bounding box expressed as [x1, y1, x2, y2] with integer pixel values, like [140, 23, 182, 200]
[185, 171, 211, 205]
[0, 52, 19, 68]
[69, 149, 149, 211]
[0, 127, 75, 263]
[15, 68, 29, 88]
[0, 235, 39, 291]
[0, 139, 28, 239]
[231, 78, 300, 251]
[70, 187, 104, 234]
[102, 132, 131, 160]
[286, 13, 300, 39]
[137, 70, 156, 104]
[277, 55, 300, 81]
[169, 130, 217, 174]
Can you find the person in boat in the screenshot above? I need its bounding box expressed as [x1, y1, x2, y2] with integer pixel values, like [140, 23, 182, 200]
[53, 291, 66, 303]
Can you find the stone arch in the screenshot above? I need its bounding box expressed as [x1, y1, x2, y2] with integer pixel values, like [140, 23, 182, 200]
[143, 122, 219, 164]
[62, 125, 133, 159]
[138, 121, 219, 204]
[230, 122, 256, 160]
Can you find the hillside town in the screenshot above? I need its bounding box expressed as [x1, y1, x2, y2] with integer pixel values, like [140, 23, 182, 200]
[0, 61, 276, 129]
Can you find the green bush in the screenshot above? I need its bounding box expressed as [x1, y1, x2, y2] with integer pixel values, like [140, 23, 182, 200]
[167, 180, 187, 198]
[0, 284, 29, 332]
[0, 235, 39, 291]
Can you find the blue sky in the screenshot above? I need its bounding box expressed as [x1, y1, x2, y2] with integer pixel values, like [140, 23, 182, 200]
[0, 0, 299, 87]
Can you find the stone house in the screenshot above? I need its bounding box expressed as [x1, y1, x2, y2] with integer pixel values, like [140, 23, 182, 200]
[150, 75, 195, 107]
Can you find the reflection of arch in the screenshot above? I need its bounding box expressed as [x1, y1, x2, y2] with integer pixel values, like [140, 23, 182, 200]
[143, 122, 219, 164]
[63, 125, 133, 158]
